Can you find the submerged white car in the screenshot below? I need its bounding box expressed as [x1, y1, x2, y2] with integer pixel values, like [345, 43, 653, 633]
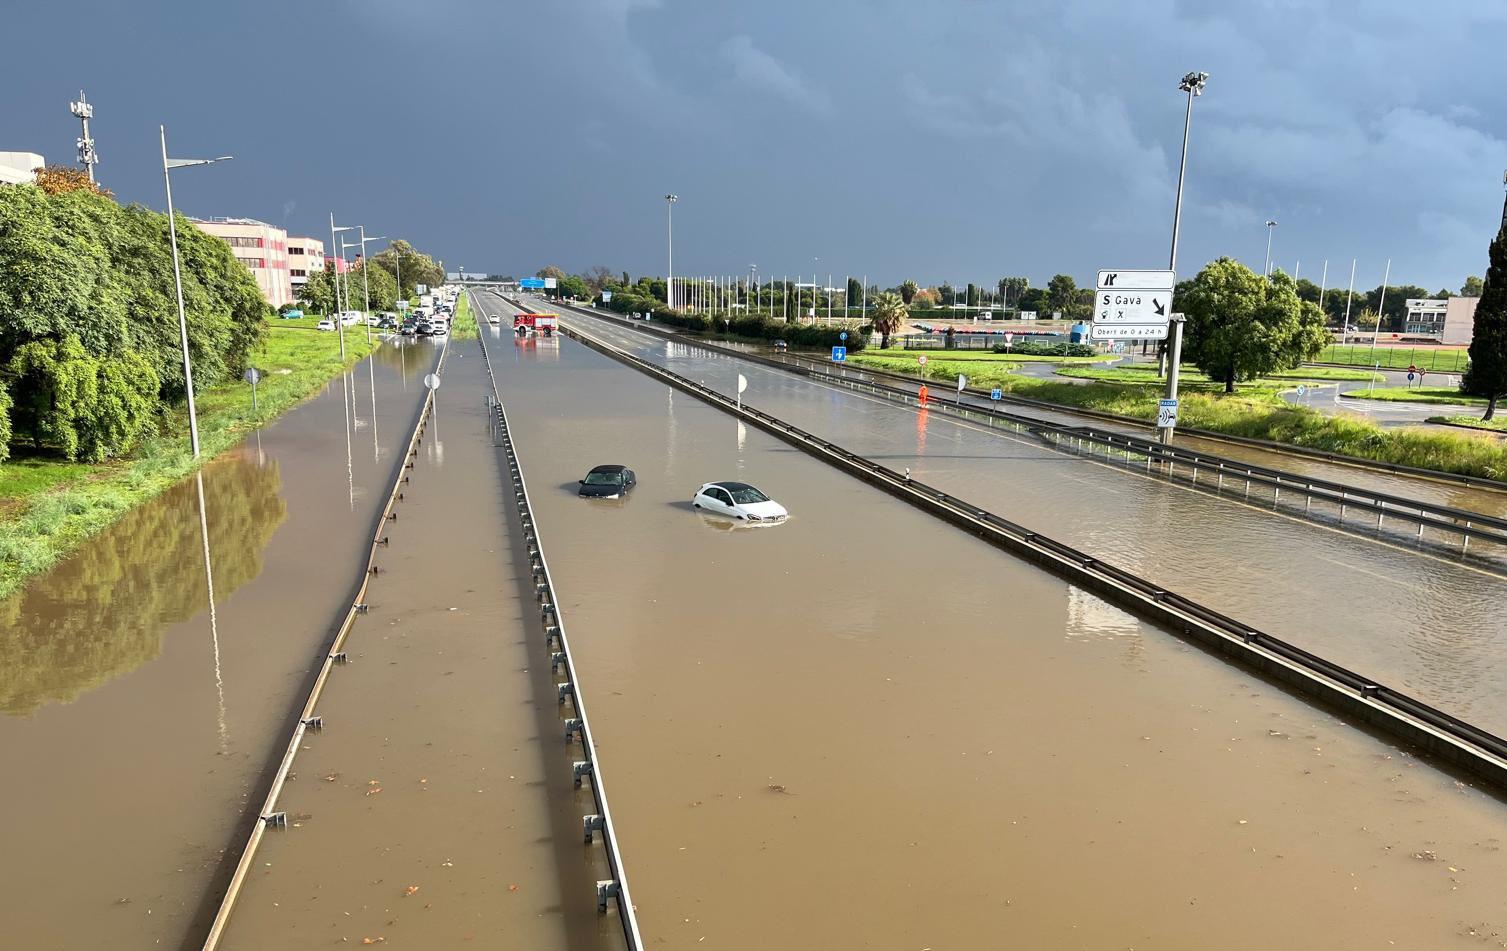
[691, 482, 788, 523]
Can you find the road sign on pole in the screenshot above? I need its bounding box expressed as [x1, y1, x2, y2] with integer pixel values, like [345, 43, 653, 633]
[831, 346, 847, 362]
[957, 373, 967, 393]
[244, 367, 261, 412]
[990, 387, 1003, 401]
[1157, 398, 1179, 428]
[1092, 268, 1175, 340]
[424, 373, 441, 390]
[918, 354, 928, 367]
[840, 331, 848, 341]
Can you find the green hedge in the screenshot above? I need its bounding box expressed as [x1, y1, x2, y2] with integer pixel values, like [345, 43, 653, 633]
[992, 341, 1096, 357]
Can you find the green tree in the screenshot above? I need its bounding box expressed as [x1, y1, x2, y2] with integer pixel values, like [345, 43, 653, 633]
[342, 261, 399, 312]
[557, 274, 589, 299]
[297, 269, 334, 314]
[0, 380, 11, 463]
[899, 280, 918, 304]
[7, 335, 158, 461]
[1179, 259, 1329, 393]
[1462, 275, 1485, 297]
[937, 282, 955, 308]
[869, 291, 908, 349]
[1464, 227, 1507, 420]
[1352, 307, 1379, 331]
[846, 276, 863, 307]
[965, 282, 979, 307]
[998, 277, 1028, 308]
[1046, 274, 1083, 318]
[370, 240, 443, 298]
[1294, 278, 1322, 305]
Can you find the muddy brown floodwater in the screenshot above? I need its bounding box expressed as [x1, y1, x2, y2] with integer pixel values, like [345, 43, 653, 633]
[479, 311, 1507, 950]
[0, 340, 439, 949]
[217, 343, 621, 950]
[555, 309, 1507, 736]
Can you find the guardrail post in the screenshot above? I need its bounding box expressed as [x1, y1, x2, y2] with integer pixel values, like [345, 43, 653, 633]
[596, 879, 620, 914]
[583, 813, 606, 844]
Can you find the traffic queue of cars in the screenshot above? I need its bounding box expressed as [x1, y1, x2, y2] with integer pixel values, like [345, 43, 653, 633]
[313, 286, 460, 338]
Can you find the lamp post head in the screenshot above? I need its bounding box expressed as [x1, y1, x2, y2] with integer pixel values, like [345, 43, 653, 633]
[1178, 71, 1209, 95]
[1266, 219, 1278, 228]
[665, 193, 677, 203]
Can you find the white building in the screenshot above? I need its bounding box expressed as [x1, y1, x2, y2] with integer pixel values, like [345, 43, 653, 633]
[1442, 296, 1479, 346]
[0, 152, 45, 184]
[286, 236, 325, 300]
[191, 217, 292, 308]
[1403, 298, 1449, 337]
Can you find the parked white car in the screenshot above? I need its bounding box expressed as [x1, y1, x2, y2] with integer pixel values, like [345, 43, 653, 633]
[339, 311, 362, 326]
[316, 318, 336, 331]
[691, 482, 788, 523]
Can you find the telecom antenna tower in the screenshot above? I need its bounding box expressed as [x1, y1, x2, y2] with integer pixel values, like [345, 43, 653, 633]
[70, 90, 99, 182]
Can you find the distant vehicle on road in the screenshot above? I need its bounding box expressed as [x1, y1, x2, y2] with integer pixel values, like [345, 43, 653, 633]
[415, 321, 436, 336]
[773, 339, 788, 352]
[488, 313, 500, 325]
[376, 316, 397, 330]
[578, 465, 637, 498]
[279, 308, 303, 320]
[691, 482, 788, 523]
[339, 311, 362, 326]
[514, 312, 559, 337]
[316, 318, 336, 331]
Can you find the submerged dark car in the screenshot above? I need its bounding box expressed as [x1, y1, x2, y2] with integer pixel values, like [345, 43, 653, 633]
[578, 464, 636, 498]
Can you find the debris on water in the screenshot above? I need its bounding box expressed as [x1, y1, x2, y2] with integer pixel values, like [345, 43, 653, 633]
[366, 787, 383, 796]
[403, 885, 420, 897]
[1413, 850, 1437, 862]
[767, 784, 790, 794]
[442, 861, 454, 867]
[114, 898, 131, 905]
[361, 938, 385, 945]
[508, 884, 520, 892]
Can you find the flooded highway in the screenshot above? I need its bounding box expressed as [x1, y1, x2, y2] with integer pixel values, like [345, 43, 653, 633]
[216, 344, 621, 950]
[0, 339, 440, 949]
[473, 313, 1507, 949]
[532, 299, 1507, 736]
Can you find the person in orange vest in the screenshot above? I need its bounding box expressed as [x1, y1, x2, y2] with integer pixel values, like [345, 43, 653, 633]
[918, 384, 929, 406]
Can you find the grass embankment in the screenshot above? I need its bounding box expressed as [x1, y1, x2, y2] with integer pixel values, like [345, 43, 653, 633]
[846, 352, 1507, 481]
[1343, 386, 1486, 405]
[1431, 415, 1507, 434]
[450, 291, 478, 340]
[1316, 344, 1469, 372]
[0, 323, 379, 599]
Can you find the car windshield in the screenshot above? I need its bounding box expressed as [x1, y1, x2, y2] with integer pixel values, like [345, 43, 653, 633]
[584, 471, 623, 486]
[727, 486, 769, 504]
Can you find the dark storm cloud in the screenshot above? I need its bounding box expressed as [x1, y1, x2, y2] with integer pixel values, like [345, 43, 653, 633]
[7, 0, 1505, 291]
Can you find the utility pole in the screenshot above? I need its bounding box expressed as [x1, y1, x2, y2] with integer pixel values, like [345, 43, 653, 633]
[1160, 69, 1208, 445]
[70, 91, 99, 183]
[1263, 219, 1278, 277]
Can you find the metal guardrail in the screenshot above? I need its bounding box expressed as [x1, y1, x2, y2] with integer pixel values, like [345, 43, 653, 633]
[558, 319, 1507, 791]
[202, 340, 447, 950]
[471, 293, 644, 950]
[542, 303, 1507, 554]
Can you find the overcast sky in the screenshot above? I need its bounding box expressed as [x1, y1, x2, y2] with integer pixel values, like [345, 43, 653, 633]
[9, 0, 1506, 292]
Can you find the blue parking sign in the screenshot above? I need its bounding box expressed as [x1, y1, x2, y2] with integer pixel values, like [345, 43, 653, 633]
[990, 388, 1003, 401]
[831, 346, 847, 362]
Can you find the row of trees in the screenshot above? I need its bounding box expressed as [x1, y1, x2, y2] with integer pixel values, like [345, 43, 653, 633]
[295, 239, 445, 314]
[0, 175, 268, 463]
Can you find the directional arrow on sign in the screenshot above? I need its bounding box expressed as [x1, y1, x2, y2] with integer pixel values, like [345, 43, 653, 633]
[1153, 298, 1165, 317]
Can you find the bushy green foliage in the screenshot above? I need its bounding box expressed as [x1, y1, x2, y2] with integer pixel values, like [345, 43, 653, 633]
[599, 288, 863, 349]
[1179, 260, 1329, 392]
[0, 378, 11, 464]
[0, 184, 267, 460]
[1465, 225, 1507, 419]
[992, 340, 1096, 357]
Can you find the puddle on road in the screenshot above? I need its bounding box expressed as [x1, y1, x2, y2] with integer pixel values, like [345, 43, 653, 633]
[484, 321, 1507, 951]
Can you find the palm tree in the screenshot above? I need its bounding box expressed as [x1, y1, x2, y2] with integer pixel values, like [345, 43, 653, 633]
[899, 280, 918, 304]
[870, 291, 908, 349]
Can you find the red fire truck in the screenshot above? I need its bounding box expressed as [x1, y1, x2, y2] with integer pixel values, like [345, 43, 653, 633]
[513, 312, 559, 337]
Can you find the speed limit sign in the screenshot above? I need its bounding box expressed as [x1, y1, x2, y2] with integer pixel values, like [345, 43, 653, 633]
[918, 355, 928, 366]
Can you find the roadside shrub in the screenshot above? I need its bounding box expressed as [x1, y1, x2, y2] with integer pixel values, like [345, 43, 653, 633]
[992, 340, 1095, 357]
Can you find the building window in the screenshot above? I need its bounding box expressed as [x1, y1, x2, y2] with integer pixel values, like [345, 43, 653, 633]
[291, 269, 307, 278]
[289, 246, 304, 255]
[243, 258, 265, 269]
[223, 236, 265, 248]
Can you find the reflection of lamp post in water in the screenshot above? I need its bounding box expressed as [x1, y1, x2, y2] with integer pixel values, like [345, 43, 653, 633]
[342, 372, 355, 511]
[194, 470, 229, 752]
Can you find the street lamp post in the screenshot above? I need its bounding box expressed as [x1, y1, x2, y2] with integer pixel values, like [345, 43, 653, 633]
[161, 125, 232, 458]
[665, 194, 678, 309]
[354, 228, 387, 343]
[1263, 219, 1278, 277]
[330, 217, 356, 359]
[1160, 69, 1208, 446]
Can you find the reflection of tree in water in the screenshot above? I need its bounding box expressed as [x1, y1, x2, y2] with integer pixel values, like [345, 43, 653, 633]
[371, 339, 434, 381]
[0, 450, 287, 715]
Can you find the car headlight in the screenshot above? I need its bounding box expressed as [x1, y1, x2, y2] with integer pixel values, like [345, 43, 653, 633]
[745, 514, 761, 521]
